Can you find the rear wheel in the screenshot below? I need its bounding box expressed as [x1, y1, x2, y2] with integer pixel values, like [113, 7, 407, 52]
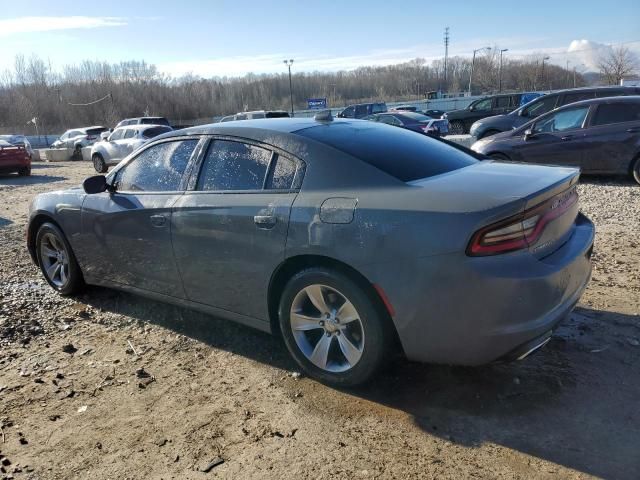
[93, 154, 107, 173]
[449, 120, 465, 135]
[73, 145, 83, 161]
[278, 268, 391, 387]
[632, 156, 640, 185]
[36, 222, 84, 295]
[18, 166, 31, 176]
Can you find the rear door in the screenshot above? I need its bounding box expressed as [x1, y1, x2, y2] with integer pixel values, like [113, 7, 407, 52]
[493, 95, 512, 115]
[558, 90, 596, 107]
[512, 104, 591, 167]
[581, 101, 640, 173]
[80, 138, 200, 297]
[171, 137, 304, 321]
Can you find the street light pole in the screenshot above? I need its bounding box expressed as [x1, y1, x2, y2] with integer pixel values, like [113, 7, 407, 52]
[468, 47, 490, 95]
[499, 48, 508, 92]
[283, 59, 294, 117]
[541, 56, 550, 90]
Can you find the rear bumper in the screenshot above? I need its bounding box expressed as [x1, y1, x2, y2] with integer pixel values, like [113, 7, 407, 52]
[368, 213, 594, 365]
[0, 157, 30, 173]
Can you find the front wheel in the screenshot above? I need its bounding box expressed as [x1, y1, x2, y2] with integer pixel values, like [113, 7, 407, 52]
[93, 154, 107, 173]
[449, 120, 465, 135]
[36, 222, 84, 295]
[632, 156, 640, 185]
[278, 268, 391, 387]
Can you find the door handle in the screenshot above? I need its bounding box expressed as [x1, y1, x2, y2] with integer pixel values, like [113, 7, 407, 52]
[560, 135, 573, 141]
[150, 214, 167, 227]
[254, 215, 277, 229]
[627, 127, 640, 133]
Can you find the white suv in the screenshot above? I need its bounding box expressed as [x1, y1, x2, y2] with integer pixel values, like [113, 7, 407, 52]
[90, 124, 172, 173]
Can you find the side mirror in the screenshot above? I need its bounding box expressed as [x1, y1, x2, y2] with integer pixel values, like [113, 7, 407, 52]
[469, 105, 475, 111]
[100, 131, 110, 140]
[83, 175, 111, 194]
[523, 129, 535, 141]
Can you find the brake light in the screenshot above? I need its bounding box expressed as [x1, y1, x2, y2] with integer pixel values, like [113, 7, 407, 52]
[467, 188, 578, 256]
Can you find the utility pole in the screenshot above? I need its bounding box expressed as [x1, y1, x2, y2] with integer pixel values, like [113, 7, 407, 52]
[573, 66, 577, 87]
[499, 48, 508, 92]
[283, 59, 294, 117]
[566, 60, 570, 88]
[541, 56, 550, 90]
[469, 46, 491, 95]
[443, 27, 449, 93]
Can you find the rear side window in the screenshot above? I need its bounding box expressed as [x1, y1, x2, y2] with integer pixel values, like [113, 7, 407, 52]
[197, 140, 272, 191]
[592, 103, 640, 126]
[265, 155, 299, 189]
[116, 140, 197, 192]
[522, 95, 558, 118]
[560, 91, 596, 106]
[297, 122, 477, 182]
[372, 103, 387, 114]
[142, 126, 172, 139]
[495, 96, 510, 108]
[123, 129, 135, 139]
[355, 105, 369, 117]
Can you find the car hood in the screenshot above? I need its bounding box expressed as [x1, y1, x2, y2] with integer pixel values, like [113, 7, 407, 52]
[444, 108, 469, 120]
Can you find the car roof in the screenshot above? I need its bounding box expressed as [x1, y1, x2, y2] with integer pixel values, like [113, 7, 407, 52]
[68, 126, 106, 132]
[554, 94, 640, 109]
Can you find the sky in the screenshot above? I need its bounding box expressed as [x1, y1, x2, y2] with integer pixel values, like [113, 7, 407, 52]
[1, 0, 639, 78]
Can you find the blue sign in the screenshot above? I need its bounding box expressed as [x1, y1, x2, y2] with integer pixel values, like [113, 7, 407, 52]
[308, 98, 327, 109]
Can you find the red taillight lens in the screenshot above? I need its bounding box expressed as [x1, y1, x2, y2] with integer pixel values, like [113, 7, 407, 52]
[467, 188, 578, 256]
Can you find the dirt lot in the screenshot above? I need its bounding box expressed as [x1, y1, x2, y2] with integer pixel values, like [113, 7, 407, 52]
[1, 161, 639, 480]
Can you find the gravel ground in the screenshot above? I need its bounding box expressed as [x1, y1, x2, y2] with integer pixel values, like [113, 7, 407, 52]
[1, 162, 639, 480]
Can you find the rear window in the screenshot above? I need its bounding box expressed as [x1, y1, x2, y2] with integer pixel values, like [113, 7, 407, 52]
[265, 111, 290, 118]
[140, 117, 170, 126]
[592, 102, 640, 126]
[297, 122, 476, 182]
[142, 126, 172, 139]
[86, 127, 108, 135]
[397, 112, 433, 122]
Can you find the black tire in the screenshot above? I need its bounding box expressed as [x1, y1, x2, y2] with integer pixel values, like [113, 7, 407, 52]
[632, 156, 640, 185]
[93, 154, 107, 173]
[73, 145, 83, 161]
[35, 222, 84, 295]
[489, 152, 510, 161]
[479, 129, 501, 139]
[18, 166, 31, 176]
[278, 267, 392, 387]
[449, 120, 465, 135]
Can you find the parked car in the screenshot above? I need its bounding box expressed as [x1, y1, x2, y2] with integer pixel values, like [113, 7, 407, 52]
[90, 124, 173, 173]
[363, 111, 449, 136]
[471, 96, 640, 183]
[423, 109, 446, 118]
[51, 126, 109, 159]
[443, 93, 526, 134]
[392, 105, 418, 112]
[115, 117, 171, 128]
[219, 110, 290, 122]
[0, 135, 33, 158]
[0, 140, 31, 176]
[337, 102, 387, 119]
[27, 117, 594, 386]
[470, 86, 640, 140]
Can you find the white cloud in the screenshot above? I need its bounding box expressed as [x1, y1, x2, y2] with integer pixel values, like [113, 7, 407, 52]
[0, 16, 127, 37]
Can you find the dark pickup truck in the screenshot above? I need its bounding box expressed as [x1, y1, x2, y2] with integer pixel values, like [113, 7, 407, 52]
[443, 93, 527, 135]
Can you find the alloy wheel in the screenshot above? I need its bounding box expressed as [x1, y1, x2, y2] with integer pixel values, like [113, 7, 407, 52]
[289, 284, 365, 373]
[40, 232, 70, 288]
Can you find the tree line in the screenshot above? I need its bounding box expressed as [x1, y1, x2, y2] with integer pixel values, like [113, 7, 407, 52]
[0, 50, 604, 135]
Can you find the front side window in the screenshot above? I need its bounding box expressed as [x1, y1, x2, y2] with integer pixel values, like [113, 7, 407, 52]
[109, 129, 125, 141]
[341, 106, 355, 118]
[533, 106, 590, 134]
[116, 139, 197, 192]
[495, 96, 511, 108]
[472, 98, 492, 111]
[592, 103, 640, 126]
[196, 140, 272, 191]
[522, 95, 558, 118]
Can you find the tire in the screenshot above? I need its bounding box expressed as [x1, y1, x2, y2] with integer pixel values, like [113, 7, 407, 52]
[278, 267, 391, 387]
[35, 222, 84, 295]
[73, 145, 83, 161]
[18, 166, 31, 176]
[449, 120, 465, 135]
[93, 154, 107, 173]
[632, 156, 640, 185]
[479, 129, 501, 139]
[489, 152, 510, 161]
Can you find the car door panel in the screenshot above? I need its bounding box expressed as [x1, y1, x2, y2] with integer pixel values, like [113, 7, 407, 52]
[171, 192, 296, 320]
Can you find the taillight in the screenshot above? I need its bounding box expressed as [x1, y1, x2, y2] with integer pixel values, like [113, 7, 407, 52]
[467, 188, 578, 256]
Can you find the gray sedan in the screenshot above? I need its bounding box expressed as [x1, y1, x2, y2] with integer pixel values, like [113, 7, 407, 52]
[27, 117, 594, 386]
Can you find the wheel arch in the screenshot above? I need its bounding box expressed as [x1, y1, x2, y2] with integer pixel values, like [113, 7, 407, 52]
[267, 254, 402, 352]
[27, 213, 64, 265]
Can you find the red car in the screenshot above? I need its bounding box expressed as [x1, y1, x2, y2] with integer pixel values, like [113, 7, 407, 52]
[0, 140, 31, 176]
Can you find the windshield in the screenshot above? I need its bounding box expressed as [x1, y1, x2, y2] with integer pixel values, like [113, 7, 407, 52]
[398, 112, 433, 122]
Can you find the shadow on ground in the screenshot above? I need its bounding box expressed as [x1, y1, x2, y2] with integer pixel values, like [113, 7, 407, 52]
[79, 287, 640, 479]
[0, 173, 67, 185]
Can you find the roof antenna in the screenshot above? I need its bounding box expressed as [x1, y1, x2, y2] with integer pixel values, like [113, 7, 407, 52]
[314, 110, 333, 122]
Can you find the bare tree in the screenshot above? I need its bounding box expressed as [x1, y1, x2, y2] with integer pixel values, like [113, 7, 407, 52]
[598, 46, 638, 85]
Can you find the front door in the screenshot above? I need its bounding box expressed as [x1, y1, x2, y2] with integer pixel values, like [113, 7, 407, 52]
[80, 138, 200, 297]
[512, 104, 591, 168]
[171, 138, 303, 321]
